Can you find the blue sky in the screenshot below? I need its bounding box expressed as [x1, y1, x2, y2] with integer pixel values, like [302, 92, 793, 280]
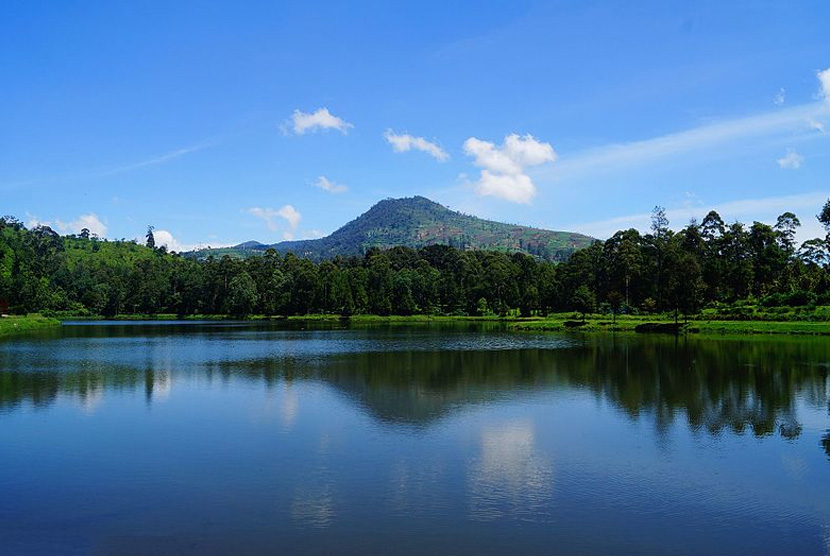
[2, 1, 829, 250]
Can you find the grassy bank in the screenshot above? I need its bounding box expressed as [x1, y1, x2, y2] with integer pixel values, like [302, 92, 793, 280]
[286, 314, 520, 323]
[58, 313, 245, 321]
[28, 311, 830, 336]
[0, 315, 61, 338]
[512, 313, 830, 335]
[289, 313, 830, 335]
[687, 320, 830, 335]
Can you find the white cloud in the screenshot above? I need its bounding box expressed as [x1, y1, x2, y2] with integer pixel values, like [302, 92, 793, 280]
[135, 229, 232, 252]
[809, 119, 826, 133]
[384, 130, 449, 161]
[152, 230, 190, 253]
[818, 68, 830, 102]
[277, 205, 301, 231]
[25, 213, 49, 229]
[476, 171, 536, 204]
[774, 88, 786, 106]
[313, 175, 348, 194]
[56, 214, 108, 237]
[289, 108, 353, 135]
[777, 149, 804, 169]
[151, 230, 179, 251]
[247, 207, 278, 231]
[247, 205, 302, 240]
[462, 134, 556, 203]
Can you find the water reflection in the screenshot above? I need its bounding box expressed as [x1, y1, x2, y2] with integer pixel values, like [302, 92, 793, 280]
[468, 421, 553, 521]
[291, 471, 336, 528]
[566, 337, 815, 436]
[2, 325, 830, 555]
[1, 329, 829, 455]
[280, 384, 300, 431]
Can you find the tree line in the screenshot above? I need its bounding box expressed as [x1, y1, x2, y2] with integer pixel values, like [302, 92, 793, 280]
[1, 200, 829, 318]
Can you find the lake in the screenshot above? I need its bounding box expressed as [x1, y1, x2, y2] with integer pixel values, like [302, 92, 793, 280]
[1, 322, 829, 555]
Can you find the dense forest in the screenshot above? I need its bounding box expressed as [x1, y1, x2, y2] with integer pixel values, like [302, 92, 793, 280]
[1, 200, 829, 319]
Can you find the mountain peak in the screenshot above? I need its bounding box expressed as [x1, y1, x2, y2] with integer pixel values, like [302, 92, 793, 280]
[220, 196, 593, 261]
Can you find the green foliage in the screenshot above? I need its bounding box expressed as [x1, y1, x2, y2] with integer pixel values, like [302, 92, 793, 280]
[227, 271, 258, 316]
[761, 290, 816, 308]
[571, 285, 596, 322]
[818, 198, 830, 234]
[145, 226, 156, 250]
[0, 202, 828, 321]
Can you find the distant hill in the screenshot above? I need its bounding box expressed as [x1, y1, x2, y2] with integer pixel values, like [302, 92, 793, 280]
[194, 196, 594, 262]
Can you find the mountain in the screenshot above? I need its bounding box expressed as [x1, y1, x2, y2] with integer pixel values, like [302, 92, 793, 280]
[235, 240, 266, 249]
[195, 196, 594, 261]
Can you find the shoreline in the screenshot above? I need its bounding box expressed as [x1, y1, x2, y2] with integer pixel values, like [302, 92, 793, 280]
[22, 312, 830, 336]
[511, 317, 830, 336]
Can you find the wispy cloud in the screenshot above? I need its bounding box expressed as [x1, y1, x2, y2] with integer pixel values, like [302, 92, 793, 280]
[818, 68, 830, 102]
[1, 141, 215, 191]
[774, 88, 786, 106]
[384, 130, 449, 161]
[247, 205, 302, 240]
[565, 191, 829, 241]
[463, 134, 556, 203]
[95, 143, 212, 176]
[777, 149, 804, 169]
[313, 175, 348, 194]
[542, 68, 830, 182]
[287, 108, 353, 135]
[552, 102, 828, 180]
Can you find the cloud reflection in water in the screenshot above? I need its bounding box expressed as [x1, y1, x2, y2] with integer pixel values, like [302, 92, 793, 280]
[468, 420, 553, 522]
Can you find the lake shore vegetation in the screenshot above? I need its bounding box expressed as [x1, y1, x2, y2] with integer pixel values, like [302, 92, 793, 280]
[1, 200, 828, 334]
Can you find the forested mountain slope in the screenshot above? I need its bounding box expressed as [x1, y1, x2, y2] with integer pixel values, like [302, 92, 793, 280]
[196, 196, 594, 262]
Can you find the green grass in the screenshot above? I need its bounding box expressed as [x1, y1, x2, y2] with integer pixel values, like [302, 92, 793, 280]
[513, 312, 830, 335]
[513, 314, 645, 332]
[287, 314, 534, 324]
[26, 310, 830, 336]
[57, 313, 266, 321]
[689, 320, 830, 335]
[0, 315, 61, 338]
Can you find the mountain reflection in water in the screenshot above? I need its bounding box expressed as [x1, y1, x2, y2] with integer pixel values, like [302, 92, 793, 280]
[2, 332, 827, 452]
[1, 324, 830, 555]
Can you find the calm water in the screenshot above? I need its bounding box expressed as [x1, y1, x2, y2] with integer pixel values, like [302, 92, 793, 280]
[1, 322, 829, 555]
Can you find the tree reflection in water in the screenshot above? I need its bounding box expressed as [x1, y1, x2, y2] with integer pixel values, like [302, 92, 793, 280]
[1, 333, 828, 457]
